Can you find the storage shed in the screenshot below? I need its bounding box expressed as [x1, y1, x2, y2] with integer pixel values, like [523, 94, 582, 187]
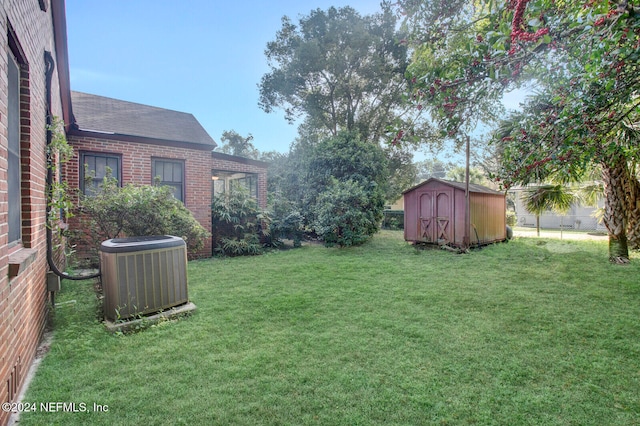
[403, 178, 507, 247]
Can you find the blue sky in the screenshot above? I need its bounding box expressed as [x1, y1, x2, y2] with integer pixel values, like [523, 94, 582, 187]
[65, 0, 384, 154]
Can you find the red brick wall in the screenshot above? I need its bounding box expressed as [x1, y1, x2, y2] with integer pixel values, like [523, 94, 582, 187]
[0, 2, 65, 425]
[64, 136, 215, 258]
[211, 154, 268, 210]
[64, 136, 268, 258]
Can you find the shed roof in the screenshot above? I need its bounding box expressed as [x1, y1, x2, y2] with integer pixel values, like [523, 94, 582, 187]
[403, 177, 504, 196]
[70, 91, 217, 148]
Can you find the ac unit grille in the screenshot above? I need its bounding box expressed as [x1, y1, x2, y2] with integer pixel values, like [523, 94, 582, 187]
[100, 236, 188, 321]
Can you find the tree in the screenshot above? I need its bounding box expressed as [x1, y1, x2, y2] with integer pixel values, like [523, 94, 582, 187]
[415, 158, 455, 181]
[492, 92, 639, 261]
[260, 150, 290, 196]
[523, 184, 578, 237]
[217, 130, 259, 159]
[268, 127, 317, 202]
[384, 146, 417, 203]
[259, 5, 415, 145]
[446, 166, 489, 186]
[397, 0, 640, 263]
[261, 131, 388, 246]
[313, 178, 382, 247]
[303, 131, 388, 228]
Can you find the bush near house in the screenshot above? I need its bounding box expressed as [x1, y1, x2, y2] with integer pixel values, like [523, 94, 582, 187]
[211, 188, 271, 256]
[269, 194, 305, 248]
[76, 176, 210, 263]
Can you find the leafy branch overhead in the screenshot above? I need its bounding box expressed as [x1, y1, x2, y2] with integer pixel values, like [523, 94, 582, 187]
[398, 0, 640, 263]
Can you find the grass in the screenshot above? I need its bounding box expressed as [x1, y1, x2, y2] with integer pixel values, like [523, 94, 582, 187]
[19, 231, 640, 425]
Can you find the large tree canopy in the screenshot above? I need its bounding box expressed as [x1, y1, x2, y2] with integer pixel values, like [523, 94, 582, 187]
[267, 131, 388, 246]
[398, 0, 640, 262]
[217, 130, 259, 159]
[259, 4, 414, 144]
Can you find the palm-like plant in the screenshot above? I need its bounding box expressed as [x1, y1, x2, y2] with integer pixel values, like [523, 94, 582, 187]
[617, 121, 640, 250]
[492, 97, 640, 261]
[523, 184, 578, 237]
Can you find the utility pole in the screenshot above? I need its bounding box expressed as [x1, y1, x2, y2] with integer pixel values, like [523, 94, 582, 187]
[463, 135, 471, 250]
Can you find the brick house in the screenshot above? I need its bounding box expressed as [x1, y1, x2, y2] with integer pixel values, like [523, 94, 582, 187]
[1, 1, 267, 423]
[64, 91, 268, 258]
[1, 1, 71, 424]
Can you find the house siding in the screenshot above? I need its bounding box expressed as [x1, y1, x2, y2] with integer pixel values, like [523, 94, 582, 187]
[65, 135, 215, 258]
[64, 136, 268, 258]
[0, 1, 65, 425]
[211, 154, 267, 209]
[510, 188, 606, 231]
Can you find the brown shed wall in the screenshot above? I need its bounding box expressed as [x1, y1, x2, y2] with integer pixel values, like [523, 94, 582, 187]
[469, 192, 507, 245]
[404, 179, 506, 247]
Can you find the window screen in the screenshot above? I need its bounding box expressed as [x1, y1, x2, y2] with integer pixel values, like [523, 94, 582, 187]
[81, 153, 121, 196]
[153, 159, 184, 202]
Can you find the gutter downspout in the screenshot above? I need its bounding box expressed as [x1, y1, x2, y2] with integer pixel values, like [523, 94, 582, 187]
[45, 50, 100, 283]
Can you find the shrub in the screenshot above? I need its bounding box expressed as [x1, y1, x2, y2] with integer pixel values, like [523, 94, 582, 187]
[312, 178, 383, 247]
[382, 210, 404, 230]
[302, 131, 388, 228]
[506, 210, 517, 227]
[211, 188, 271, 256]
[78, 176, 210, 261]
[269, 194, 305, 248]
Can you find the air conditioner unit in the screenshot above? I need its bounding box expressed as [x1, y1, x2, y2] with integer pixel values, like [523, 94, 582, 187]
[100, 235, 188, 321]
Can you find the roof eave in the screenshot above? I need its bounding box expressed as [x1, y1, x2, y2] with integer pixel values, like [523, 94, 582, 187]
[68, 127, 216, 151]
[211, 151, 268, 168]
[51, 0, 73, 132]
[403, 177, 504, 196]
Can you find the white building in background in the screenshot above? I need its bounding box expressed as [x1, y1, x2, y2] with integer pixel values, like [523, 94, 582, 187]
[509, 187, 606, 232]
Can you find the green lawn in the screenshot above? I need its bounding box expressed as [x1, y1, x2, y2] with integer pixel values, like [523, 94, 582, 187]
[19, 231, 640, 425]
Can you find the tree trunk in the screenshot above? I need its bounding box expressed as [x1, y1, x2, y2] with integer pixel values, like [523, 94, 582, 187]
[624, 172, 640, 250]
[601, 157, 630, 264]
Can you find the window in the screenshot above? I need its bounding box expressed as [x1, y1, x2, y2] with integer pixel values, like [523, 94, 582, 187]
[80, 152, 121, 196]
[211, 171, 258, 201]
[152, 159, 184, 202]
[212, 177, 225, 198]
[230, 175, 258, 199]
[7, 52, 21, 244]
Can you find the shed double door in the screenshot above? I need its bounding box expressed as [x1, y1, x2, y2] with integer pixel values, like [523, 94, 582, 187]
[418, 190, 453, 243]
